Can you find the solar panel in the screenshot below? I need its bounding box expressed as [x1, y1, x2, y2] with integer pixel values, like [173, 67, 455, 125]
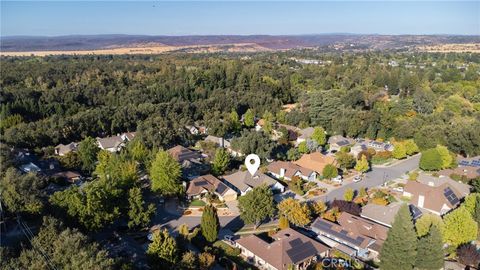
[195, 180, 208, 186]
[216, 184, 228, 194]
[286, 242, 317, 263]
[409, 204, 423, 220]
[444, 187, 459, 205]
[289, 239, 303, 247]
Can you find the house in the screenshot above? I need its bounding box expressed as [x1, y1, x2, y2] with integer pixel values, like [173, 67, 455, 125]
[267, 161, 316, 181]
[439, 166, 480, 180]
[311, 213, 388, 258]
[361, 202, 423, 228]
[296, 127, 315, 145]
[293, 152, 337, 176]
[204, 135, 242, 157]
[186, 174, 237, 202]
[167, 145, 208, 180]
[96, 132, 136, 152]
[97, 135, 125, 152]
[350, 138, 393, 156]
[361, 202, 403, 228]
[52, 171, 82, 183]
[327, 135, 354, 152]
[235, 228, 329, 270]
[403, 177, 469, 216]
[222, 170, 285, 195]
[167, 145, 202, 163]
[185, 125, 199, 135]
[255, 119, 265, 132]
[54, 142, 78, 156]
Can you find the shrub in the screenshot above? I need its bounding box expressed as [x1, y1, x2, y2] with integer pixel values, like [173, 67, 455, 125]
[408, 171, 419, 181]
[372, 197, 389, 206]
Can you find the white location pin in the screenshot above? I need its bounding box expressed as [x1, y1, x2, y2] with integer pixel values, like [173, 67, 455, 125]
[245, 154, 260, 176]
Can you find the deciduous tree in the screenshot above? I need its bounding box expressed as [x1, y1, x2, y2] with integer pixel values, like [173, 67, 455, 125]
[243, 109, 255, 128]
[354, 154, 369, 173]
[311, 127, 326, 146]
[238, 185, 276, 229]
[277, 198, 311, 227]
[0, 168, 44, 214]
[77, 136, 100, 172]
[212, 148, 230, 175]
[343, 188, 354, 202]
[322, 164, 338, 179]
[392, 142, 407, 159]
[127, 187, 156, 229]
[149, 151, 182, 195]
[147, 229, 179, 267]
[442, 206, 477, 247]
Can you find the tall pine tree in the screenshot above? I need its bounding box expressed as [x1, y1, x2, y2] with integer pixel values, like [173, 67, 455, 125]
[201, 204, 219, 242]
[380, 204, 417, 270]
[415, 226, 444, 270]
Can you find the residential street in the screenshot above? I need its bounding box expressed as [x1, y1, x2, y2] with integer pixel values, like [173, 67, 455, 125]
[317, 154, 421, 202]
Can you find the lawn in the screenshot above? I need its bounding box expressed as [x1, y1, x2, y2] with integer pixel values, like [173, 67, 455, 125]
[189, 199, 206, 207]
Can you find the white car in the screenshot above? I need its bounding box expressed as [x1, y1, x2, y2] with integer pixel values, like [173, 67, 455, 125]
[353, 175, 362, 182]
[332, 175, 343, 183]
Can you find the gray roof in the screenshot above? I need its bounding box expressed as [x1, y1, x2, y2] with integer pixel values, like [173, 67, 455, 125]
[361, 202, 403, 227]
[223, 170, 278, 193]
[298, 127, 315, 139]
[97, 136, 124, 149]
[417, 173, 471, 197]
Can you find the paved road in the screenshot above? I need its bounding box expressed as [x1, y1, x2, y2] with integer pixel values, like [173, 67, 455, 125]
[153, 155, 420, 232]
[317, 154, 421, 202]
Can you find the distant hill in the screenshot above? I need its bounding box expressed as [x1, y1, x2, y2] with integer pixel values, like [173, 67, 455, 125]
[1, 34, 479, 55]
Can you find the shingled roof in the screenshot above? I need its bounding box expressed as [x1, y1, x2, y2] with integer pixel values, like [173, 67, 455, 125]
[167, 145, 202, 163]
[186, 174, 233, 197]
[236, 228, 329, 270]
[223, 170, 278, 193]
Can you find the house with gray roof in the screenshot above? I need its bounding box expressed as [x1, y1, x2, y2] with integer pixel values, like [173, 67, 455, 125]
[222, 170, 285, 196]
[55, 142, 78, 156]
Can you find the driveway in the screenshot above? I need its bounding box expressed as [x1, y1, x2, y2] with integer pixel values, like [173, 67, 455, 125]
[316, 154, 421, 202]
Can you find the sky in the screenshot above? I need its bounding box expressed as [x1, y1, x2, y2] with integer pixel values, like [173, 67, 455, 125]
[1, 1, 479, 36]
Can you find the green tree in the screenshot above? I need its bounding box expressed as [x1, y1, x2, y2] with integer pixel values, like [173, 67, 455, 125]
[415, 226, 444, 270]
[343, 188, 354, 202]
[50, 179, 121, 231]
[2, 216, 114, 270]
[127, 139, 149, 165]
[231, 130, 274, 160]
[298, 141, 308, 154]
[355, 154, 369, 173]
[0, 168, 44, 214]
[212, 148, 230, 175]
[287, 148, 301, 161]
[415, 213, 444, 237]
[201, 204, 219, 242]
[473, 196, 480, 226]
[404, 139, 419, 156]
[198, 252, 215, 270]
[442, 206, 478, 247]
[228, 110, 241, 132]
[436, 145, 453, 169]
[335, 151, 356, 170]
[149, 151, 182, 195]
[127, 187, 156, 229]
[77, 136, 100, 172]
[147, 229, 178, 267]
[392, 142, 407, 159]
[311, 127, 326, 146]
[419, 148, 443, 171]
[359, 187, 367, 198]
[322, 164, 338, 179]
[244, 109, 255, 128]
[277, 198, 311, 227]
[238, 185, 276, 229]
[380, 204, 417, 270]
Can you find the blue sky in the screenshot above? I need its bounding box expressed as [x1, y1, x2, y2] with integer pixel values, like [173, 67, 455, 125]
[1, 1, 479, 36]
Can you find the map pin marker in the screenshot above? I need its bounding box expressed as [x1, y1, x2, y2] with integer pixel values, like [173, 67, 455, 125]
[245, 154, 260, 176]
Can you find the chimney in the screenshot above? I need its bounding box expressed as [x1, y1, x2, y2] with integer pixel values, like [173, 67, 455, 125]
[418, 195, 425, 208]
[280, 168, 286, 177]
[428, 182, 434, 187]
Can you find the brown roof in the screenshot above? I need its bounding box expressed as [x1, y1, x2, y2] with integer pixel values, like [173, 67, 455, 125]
[267, 161, 313, 179]
[337, 212, 389, 243]
[404, 180, 465, 213]
[236, 228, 329, 270]
[52, 171, 82, 182]
[186, 174, 233, 197]
[294, 152, 337, 174]
[167, 145, 202, 163]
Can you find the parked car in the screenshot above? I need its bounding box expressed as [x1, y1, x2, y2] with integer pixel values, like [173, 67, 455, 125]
[353, 175, 362, 182]
[392, 186, 404, 192]
[332, 175, 343, 183]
